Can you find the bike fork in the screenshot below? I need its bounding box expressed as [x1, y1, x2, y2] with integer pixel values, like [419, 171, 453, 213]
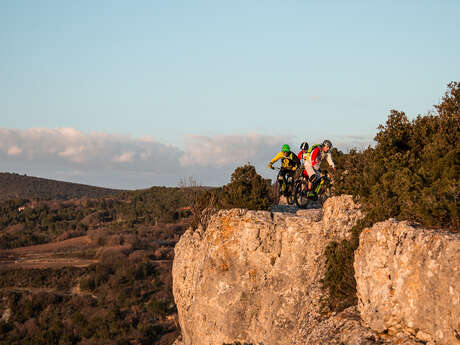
[314, 180, 322, 193]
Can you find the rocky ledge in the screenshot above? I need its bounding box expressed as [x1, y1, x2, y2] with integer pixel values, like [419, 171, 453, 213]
[172, 196, 459, 345]
[355, 220, 460, 345]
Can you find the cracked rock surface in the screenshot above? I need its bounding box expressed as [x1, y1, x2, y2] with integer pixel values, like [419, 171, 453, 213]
[355, 220, 460, 345]
[173, 196, 370, 345]
[172, 196, 456, 345]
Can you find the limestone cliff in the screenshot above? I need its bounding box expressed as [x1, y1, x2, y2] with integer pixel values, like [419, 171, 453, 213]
[355, 220, 460, 345]
[172, 196, 458, 345]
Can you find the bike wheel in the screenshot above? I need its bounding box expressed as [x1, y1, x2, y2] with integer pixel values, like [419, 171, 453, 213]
[294, 179, 311, 209]
[287, 182, 295, 205]
[318, 184, 332, 206]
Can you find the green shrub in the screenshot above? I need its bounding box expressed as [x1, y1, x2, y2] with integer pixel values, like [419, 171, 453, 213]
[220, 164, 273, 210]
[324, 82, 460, 311]
[147, 299, 168, 318]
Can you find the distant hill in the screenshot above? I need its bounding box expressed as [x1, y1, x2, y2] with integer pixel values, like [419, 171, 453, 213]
[0, 172, 124, 200]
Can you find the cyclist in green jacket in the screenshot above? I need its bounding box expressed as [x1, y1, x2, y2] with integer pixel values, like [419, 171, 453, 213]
[268, 144, 301, 190]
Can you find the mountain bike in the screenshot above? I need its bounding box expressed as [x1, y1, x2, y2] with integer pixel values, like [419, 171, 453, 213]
[294, 169, 332, 209]
[271, 166, 296, 205]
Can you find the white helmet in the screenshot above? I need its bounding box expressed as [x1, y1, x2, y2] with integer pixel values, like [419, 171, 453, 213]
[300, 142, 309, 150]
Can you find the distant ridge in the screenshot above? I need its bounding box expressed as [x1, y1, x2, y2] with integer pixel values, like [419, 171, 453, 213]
[0, 172, 124, 201]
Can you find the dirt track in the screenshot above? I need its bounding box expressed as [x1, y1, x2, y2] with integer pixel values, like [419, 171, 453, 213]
[0, 236, 174, 269]
[0, 235, 98, 269]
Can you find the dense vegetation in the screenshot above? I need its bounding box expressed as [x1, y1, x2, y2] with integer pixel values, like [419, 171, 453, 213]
[0, 173, 122, 201]
[0, 166, 272, 344]
[0, 83, 457, 343]
[0, 186, 196, 344]
[0, 187, 194, 249]
[0, 249, 178, 345]
[219, 164, 273, 211]
[323, 82, 460, 311]
[182, 164, 273, 230]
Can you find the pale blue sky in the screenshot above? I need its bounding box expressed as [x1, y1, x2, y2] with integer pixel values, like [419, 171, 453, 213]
[1, 1, 459, 187]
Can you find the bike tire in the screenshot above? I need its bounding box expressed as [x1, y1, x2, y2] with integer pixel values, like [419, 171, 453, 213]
[294, 179, 311, 209]
[287, 183, 295, 205]
[318, 181, 332, 207]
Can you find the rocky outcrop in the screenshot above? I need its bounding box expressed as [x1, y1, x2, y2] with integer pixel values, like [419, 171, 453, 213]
[298, 306, 418, 345]
[355, 220, 460, 345]
[172, 196, 457, 345]
[172, 196, 373, 345]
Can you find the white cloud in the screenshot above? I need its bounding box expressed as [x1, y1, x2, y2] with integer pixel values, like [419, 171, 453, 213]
[333, 135, 374, 151]
[58, 145, 87, 162]
[0, 128, 374, 189]
[112, 152, 135, 163]
[0, 128, 183, 182]
[180, 134, 290, 167]
[7, 146, 22, 156]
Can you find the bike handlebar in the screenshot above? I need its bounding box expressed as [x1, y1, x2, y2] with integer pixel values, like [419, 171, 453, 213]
[270, 164, 301, 171]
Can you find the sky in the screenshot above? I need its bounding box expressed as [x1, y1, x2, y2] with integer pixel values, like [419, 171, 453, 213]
[1, 1, 459, 188]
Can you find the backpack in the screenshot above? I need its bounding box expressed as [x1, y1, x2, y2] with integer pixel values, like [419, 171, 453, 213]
[304, 144, 320, 161]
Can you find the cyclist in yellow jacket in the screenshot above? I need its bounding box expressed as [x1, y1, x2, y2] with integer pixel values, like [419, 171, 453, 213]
[268, 144, 301, 190]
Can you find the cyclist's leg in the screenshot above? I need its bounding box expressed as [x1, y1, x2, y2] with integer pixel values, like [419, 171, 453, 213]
[310, 169, 321, 191]
[285, 169, 296, 204]
[304, 161, 315, 190]
[278, 169, 288, 191]
[287, 169, 295, 182]
[301, 167, 309, 189]
[287, 170, 296, 194]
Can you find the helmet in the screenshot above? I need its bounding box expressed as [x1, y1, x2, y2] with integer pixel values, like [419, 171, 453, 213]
[322, 140, 332, 148]
[300, 142, 309, 151]
[281, 144, 290, 152]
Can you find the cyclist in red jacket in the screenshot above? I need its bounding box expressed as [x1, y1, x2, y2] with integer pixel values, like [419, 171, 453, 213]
[304, 139, 336, 192]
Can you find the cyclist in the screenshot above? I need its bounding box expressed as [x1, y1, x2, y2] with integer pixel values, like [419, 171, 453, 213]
[268, 144, 301, 191]
[304, 139, 336, 193]
[297, 142, 309, 177]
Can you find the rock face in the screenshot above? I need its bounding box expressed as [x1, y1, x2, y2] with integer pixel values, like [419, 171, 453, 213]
[172, 196, 456, 345]
[299, 306, 418, 345]
[354, 220, 460, 345]
[172, 196, 368, 345]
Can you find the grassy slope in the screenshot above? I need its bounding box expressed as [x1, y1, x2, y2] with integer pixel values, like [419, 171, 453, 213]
[0, 189, 191, 344]
[0, 172, 124, 201]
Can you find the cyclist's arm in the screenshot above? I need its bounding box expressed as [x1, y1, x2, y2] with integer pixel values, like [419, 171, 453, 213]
[326, 152, 336, 170]
[269, 152, 283, 167]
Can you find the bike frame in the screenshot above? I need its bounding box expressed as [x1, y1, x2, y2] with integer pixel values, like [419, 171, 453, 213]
[272, 165, 296, 204]
[294, 169, 332, 209]
[317, 172, 331, 196]
[314, 177, 325, 194]
[272, 166, 294, 188]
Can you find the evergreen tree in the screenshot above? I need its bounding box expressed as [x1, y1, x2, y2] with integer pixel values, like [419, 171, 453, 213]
[220, 164, 273, 210]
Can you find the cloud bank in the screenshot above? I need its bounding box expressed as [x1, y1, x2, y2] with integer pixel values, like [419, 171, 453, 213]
[180, 134, 289, 167]
[0, 128, 373, 189]
[0, 127, 181, 170]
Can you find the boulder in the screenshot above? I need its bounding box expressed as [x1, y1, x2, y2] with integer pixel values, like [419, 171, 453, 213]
[172, 196, 366, 345]
[354, 220, 460, 345]
[172, 195, 453, 345]
[300, 306, 419, 345]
